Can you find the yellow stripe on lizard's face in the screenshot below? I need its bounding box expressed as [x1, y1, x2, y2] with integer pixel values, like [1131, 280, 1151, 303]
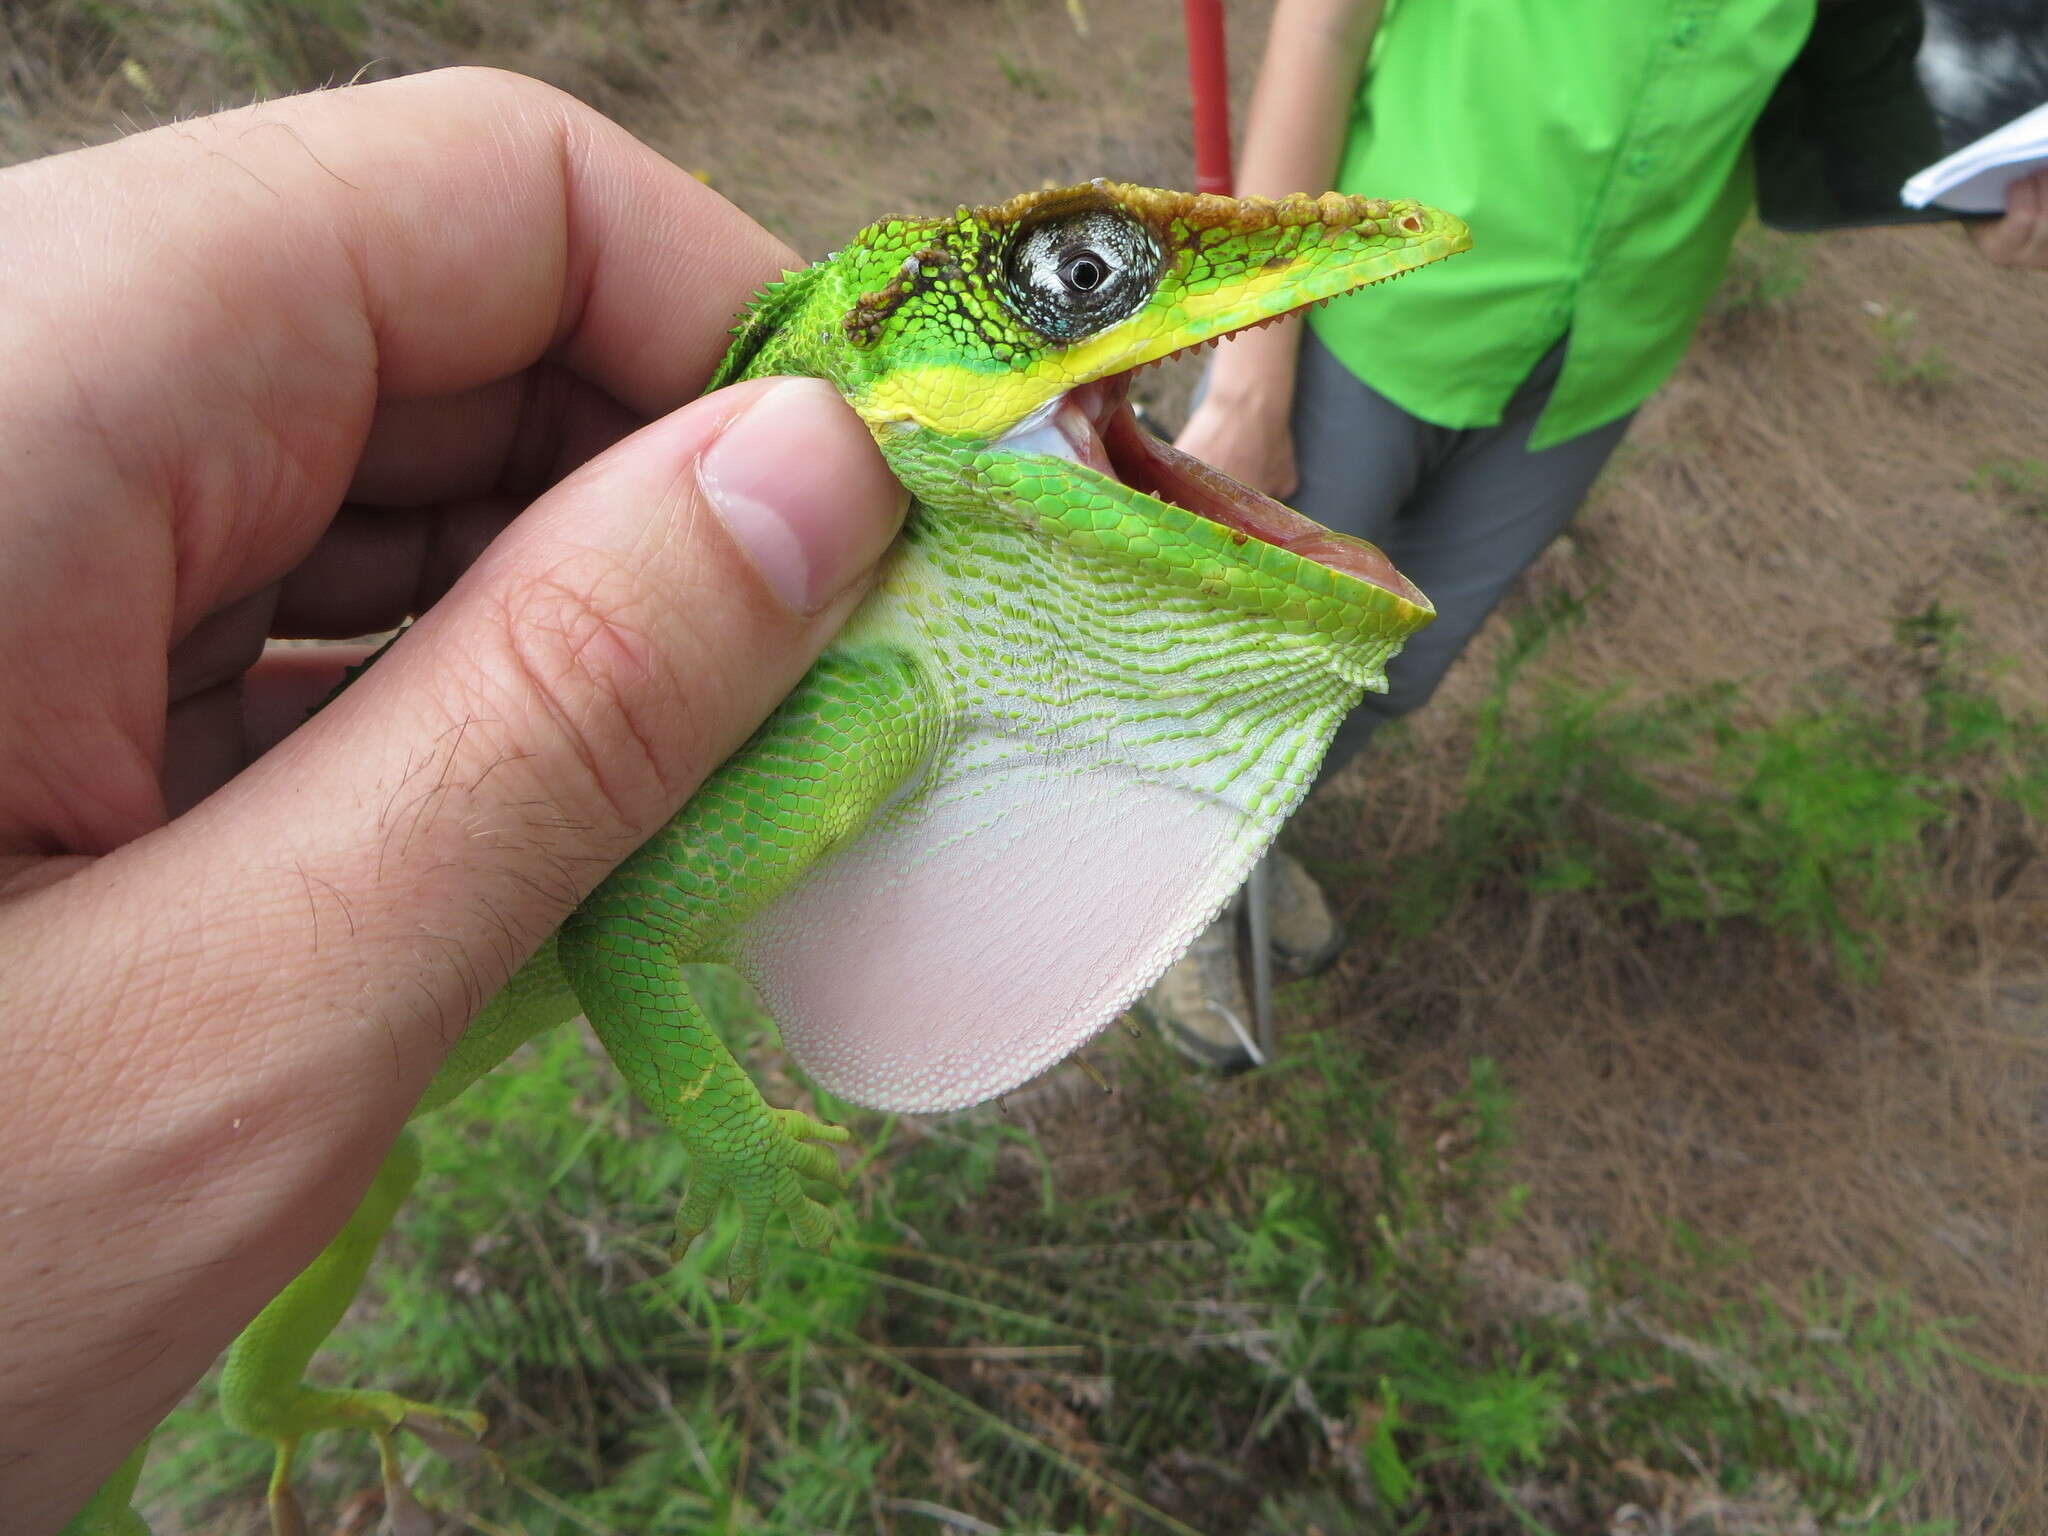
[848, 234, 1458, 442]
[849, 264, 1316, 438]
[853, 362, 1050, 441]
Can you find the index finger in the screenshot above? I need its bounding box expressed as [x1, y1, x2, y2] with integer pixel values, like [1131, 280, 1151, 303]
[12, 66, 790, 409]
[0, 68, 797, 850]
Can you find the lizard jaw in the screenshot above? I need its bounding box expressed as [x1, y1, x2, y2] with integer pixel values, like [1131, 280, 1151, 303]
[995, 370, 1429, 609]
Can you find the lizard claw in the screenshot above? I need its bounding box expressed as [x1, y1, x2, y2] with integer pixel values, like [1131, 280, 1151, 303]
[670, 1108, 853, 1291]
[266, 1483, 308, 1536]
[399, 1407, 491, 1464]
[372, 1407, 490, 1536]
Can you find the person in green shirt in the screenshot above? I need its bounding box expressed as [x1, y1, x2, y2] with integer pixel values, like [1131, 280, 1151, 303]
[1143, 0, 2048, 1068]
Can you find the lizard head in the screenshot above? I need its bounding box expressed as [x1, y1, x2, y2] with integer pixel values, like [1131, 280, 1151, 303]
[829, 181, 1465, 429]
[714, 181, 1469, 666]
[817, 180, 1467, 658]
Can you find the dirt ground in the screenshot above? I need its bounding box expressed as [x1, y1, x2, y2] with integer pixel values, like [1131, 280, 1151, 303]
[8, 0, 2045, 1526]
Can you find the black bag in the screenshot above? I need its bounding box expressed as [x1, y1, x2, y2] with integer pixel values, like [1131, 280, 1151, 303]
[1752, 0, 1972, 230]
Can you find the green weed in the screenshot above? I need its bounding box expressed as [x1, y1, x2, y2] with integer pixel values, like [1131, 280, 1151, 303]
[1376, 595, 2046, 979]
[1712, 221, 1808, 316]
[1866, 302, 1952, 394]
[995, 51, 1052, 97]
[1966, 456, 2048, 519]
[144, 1018, 1991, 1534]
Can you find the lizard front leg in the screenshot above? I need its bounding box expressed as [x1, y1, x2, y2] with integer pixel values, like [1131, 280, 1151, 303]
[558, 644, 942, 1295]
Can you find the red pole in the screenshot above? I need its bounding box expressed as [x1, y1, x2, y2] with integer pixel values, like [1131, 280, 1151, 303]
[1183, 0, 1233, 195]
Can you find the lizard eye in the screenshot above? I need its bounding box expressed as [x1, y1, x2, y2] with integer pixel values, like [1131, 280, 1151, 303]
[1001, 206, 1162, 341]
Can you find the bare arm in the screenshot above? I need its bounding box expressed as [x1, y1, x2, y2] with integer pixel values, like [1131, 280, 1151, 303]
[1176, 0, 1385, 496]
[1969, 167, 2048, 271]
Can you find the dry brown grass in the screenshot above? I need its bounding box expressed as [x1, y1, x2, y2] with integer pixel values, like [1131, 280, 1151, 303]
[6, 1, 2044, 1528]
[1545, 225, 2048, 724]
[1282, 216, 2048, 1526]
[0, 0, 1205, 244]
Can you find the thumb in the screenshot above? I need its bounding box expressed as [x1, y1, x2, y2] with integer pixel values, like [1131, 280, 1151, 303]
[162, 372, 908, 1102]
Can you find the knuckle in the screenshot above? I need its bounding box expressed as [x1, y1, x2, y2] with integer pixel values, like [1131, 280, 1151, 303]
[487, 555, 715, 837]
[426, 64, 583, 122]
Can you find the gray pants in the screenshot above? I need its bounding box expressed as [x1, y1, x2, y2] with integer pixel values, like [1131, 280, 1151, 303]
[1286, 331, 1634, 785]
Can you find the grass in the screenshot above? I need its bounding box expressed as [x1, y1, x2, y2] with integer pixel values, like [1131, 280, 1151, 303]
[1864, 303, 1953, 395]
[1966, 457, 2048, 520]
[1373, 595, 2047, 982]
[136, 609, 2046, 1534]
[145, 1028, 1999, 1535]
[1710, 221, 1808, 318]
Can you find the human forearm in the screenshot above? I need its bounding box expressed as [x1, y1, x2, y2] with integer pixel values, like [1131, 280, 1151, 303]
[1204, 0, 1385, 408]
[1237, 0, 1383, 200]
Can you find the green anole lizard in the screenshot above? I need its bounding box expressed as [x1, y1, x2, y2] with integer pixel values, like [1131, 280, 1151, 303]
[64, 179, 1466, 1535]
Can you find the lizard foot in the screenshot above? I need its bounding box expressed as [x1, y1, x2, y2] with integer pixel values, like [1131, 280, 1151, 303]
[249, 1390, 490, 1536]
[672, 1107, 853, 1297]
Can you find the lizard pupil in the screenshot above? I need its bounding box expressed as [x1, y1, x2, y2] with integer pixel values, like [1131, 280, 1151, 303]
[1062, 252, 1108, 292]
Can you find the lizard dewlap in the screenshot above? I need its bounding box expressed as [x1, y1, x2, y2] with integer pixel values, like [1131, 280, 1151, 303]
[77, 180, 1466, 1533]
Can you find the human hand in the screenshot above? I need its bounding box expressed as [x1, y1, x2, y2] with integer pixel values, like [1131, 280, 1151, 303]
[1968, 166, 2048, 270]
[1175, 390, 1301, 501]
[0, 69, 907, 1529]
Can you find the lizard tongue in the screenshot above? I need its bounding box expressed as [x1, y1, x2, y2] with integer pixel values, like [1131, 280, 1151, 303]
[1061, 375, 1427, 606]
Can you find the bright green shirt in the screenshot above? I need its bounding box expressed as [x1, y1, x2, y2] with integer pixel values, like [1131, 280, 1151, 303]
[1310, 0, 1817, 448]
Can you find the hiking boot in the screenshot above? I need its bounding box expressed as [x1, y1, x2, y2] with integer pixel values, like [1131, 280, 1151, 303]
[1136, 897, 1260, 1073]
[1265, 848, 1343, 975]
[1139, 851, 1344, 1074]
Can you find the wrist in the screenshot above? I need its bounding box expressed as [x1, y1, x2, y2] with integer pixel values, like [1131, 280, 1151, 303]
[1196, 371, 1296, 420]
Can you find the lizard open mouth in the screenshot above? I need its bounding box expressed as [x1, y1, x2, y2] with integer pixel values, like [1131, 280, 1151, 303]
[999, 369, 1429, 609]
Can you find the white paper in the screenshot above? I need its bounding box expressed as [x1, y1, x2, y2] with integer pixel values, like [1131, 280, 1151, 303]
[1901, 100, 2048, 213]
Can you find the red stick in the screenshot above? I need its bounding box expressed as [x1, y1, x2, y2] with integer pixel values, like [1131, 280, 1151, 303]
[1183, 0, 1233, 195]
